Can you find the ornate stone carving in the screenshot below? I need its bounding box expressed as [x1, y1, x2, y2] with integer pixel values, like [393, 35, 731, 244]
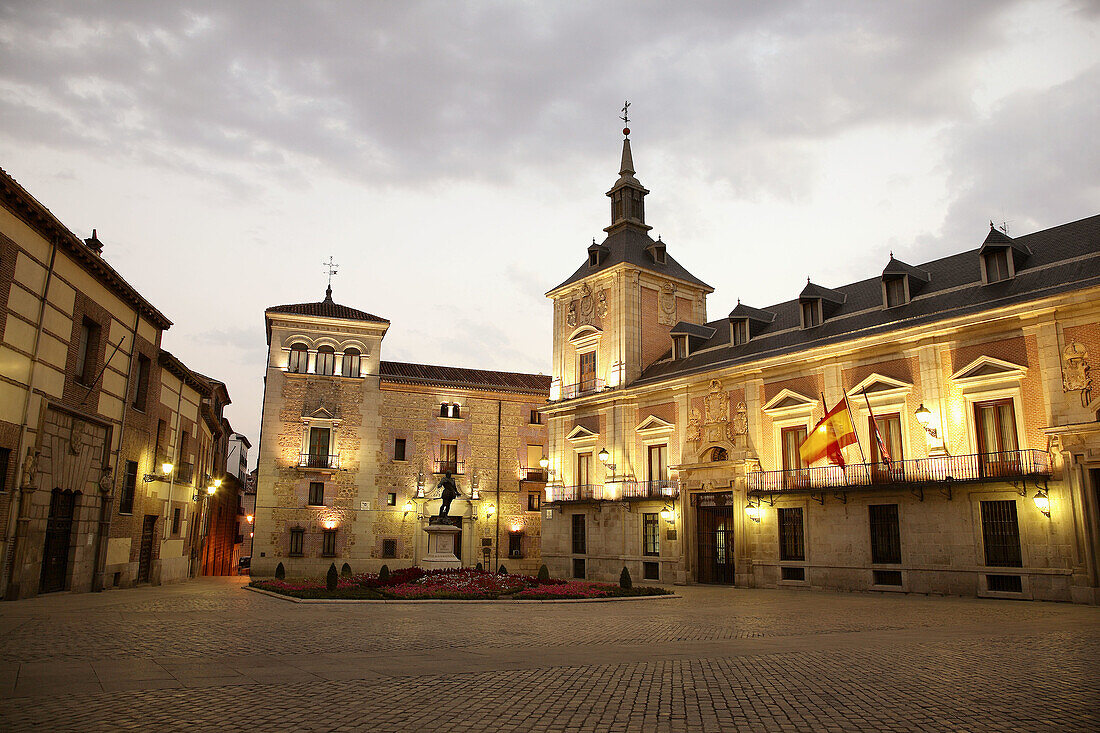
[69, 419, 84, 455]
[98, 465, 113, 494]
[702, 379, 732, 443]
[20, 448, 38, 490]
[657, 282, 677, 326]
[597, 290, 608, 319]
[1062, 342, 1092, 405]
[733, 401, 748, 435]
[686, 407, 703, 443]
[566, 301, 577, 328]
[578, 284, 596, 325]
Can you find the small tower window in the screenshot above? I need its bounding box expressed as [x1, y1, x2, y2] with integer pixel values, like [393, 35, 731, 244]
[316, 346, 335, 376]
[440, 403, 449, 417]
[342, 348, 361, 378]
[288, 344, 308, 373]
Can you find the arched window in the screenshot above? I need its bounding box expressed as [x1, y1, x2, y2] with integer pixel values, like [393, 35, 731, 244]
[450, 404, 461, 418]
[316, 346, 335, 376]
[342, 348, 361, 378]
[709, 447, 728, 462]
[440, 403, 449, 417]
[288, 344, 308, 373]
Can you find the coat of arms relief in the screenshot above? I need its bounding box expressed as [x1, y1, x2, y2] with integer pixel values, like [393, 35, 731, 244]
[566, 283, 608, 328]
[657, 282, 678, 326]
[1062, 342, 1092, 406]
[687, 381, 749, 450]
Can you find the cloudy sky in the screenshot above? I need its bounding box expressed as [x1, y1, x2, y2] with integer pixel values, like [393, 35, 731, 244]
[2, 1, 1097, 463]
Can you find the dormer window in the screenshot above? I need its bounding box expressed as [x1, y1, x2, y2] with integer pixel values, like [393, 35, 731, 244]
[587, 240, 609, 268]
[672, 335, 688, 359]
[884, 277, 906, 308]
[589, 251, 600, 266]
[984, 249, 1010, 283]
[645, 236, 667, 265]
[731, 319, 748, 345]
[801, 300, 822, 328]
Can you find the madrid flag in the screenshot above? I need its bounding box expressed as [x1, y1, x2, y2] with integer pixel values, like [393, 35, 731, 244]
[799, 397, 858, 466]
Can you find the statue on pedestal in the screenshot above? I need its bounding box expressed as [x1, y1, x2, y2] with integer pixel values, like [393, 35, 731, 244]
[436, 473, 461, 517]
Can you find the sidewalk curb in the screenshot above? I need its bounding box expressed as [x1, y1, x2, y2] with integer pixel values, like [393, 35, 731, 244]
[245, 585, 682, 604]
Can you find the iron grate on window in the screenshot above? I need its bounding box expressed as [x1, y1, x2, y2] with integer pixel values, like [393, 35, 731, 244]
[873, 570, 903, 586]
[780, 566, 806, 581]
[382, 539, 397, 558]
[980, 500, 1023, 567]
[869, 504, 902, 564]
[986, 574, 1023, 593]
[643, 561, 659, 581]
[572, 558, 586, 579]
[777, 507, 805, 561]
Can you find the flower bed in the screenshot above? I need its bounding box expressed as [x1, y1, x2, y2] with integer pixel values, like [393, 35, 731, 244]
[249, 567, 671, 601]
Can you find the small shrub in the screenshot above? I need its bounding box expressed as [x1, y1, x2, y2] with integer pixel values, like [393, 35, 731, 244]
[275, 562, 285, 580]
[475, 562, 483, 571]
[341, 563, 352, 577]
[379, 564, 390, 582]
[498, 564, 508, 575]
[537, 564, 550, 582]
[326, 563, 338, 591]
[619, 566, 633, 590]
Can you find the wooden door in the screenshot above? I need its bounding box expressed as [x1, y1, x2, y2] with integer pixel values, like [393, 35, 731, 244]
[697, 506, 734, 584]
[137, 515, 157, 583]
[308, 427, 330, 468]
[975, 400, 1019, 477]
[781, 426, 808, 488]
[870, 413, 904, 482]
[578, 351, 596, 392]
[40, 490, 76, 593]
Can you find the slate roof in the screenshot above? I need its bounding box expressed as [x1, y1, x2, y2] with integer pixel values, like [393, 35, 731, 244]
[669, 321, 717, 339]
[549, 227, 712, 293]
[380, 361, 551, 395]
[635, 214, 1100, 387]
[266, 287, 389, 323]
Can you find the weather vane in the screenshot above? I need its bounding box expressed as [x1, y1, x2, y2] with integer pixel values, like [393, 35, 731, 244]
[323, 256, 339, 289]
[620, 100, 630, 136]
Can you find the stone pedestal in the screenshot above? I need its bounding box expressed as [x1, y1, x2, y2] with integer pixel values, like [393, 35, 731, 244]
[422, 521, 461, 570]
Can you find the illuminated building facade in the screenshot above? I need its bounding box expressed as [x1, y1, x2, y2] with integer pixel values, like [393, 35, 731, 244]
[539, 133, 1100, 603]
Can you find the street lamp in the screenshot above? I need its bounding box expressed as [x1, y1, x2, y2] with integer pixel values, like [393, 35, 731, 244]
[206, 485, 216, 496]
[1033, 489, 1051, 518]
[539, 456, 549, 469]
[485, 503, 496, 520]
[402, 500, 415, 517]
[745, 500, 761, 523]
[914, 403, 939, 439]
[143, 462, 173, 483]
[598, 448, 616, 473]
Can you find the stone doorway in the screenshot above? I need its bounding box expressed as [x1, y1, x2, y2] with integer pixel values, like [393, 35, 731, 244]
[40, 489, 78, 593]
[696, 504, 735, 584]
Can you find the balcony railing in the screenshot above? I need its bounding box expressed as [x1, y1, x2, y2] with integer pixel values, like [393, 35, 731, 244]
[746, 450, 1051, 495]
[298, 453, 340, 470]
[521, 467, 548, 482]
[561, 378, 605, 400]
[175, 462, 194, 485]
[549, 479, 680, 503]
[435, 460, 465, 475]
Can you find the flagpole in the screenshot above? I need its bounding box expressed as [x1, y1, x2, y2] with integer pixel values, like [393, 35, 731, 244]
[847, 395, 867, 464]
[862, 387, 883, 466]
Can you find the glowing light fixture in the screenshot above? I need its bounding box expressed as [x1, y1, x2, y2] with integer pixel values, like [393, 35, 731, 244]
[539, 456, 549, 470]
[323, 519, 337, 530]
[161, 462, 174, 476]
[914, 403, 940, 440]
[246, 514, 254, 524]
[745, 503, 761, 523]
[598, 448, 610, 464]
[402, 500, 415, 515]
[213, 478, 222, 488]
[485, 503, 496, 520]
[1033, 489, 1050, 518]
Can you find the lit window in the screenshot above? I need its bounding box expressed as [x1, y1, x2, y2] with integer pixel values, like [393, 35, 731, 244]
[342, 348, 361, 377]
[288, 344, 308, 373]
[308, 481, 325, 506]
[316, 346, 335, 376]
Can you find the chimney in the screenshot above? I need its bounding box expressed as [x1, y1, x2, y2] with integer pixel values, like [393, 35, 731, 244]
[84, 228, 104, 255]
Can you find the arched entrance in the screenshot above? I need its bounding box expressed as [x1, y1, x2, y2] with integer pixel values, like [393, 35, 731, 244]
[40, 489, 78, 593]
[695, 492, 735, 584]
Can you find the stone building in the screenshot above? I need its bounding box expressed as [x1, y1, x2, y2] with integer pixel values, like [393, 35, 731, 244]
[252, 289, 550, 577]
[539, 132, 1100, 603]
[0, 167, 244, 598]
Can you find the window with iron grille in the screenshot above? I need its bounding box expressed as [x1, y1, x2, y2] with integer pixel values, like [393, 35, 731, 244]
[394, 438, 406, 461]
[508, 533, 523, 558]
[781, 566, 806, 581]
[133, 353, 151, 410]
[289, 528, 304, 557]
[322, 529, 337, 557]
[643, 513, 659, 556]
[119, 461, 137, 514]
[0, 448, 8, 493]
[986, 574, 1023, 592]
[308, 481, 325, 506]
[171, 507, 182, 536]
[572, 558, 586, 579]
[777, 507, 805, 561]
[980, 500, 1022, 567]
[873, 569, 903, 586]
[571, 514, 586, 554]
[527, 492, 540, 511]
[387, 492, 396, 506]
[382, 539, 397, 558]
[869, 504, 901, 564]
[643, 561, 659, 580]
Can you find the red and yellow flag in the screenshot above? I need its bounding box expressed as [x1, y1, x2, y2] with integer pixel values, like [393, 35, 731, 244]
[799, 397, 858, 466]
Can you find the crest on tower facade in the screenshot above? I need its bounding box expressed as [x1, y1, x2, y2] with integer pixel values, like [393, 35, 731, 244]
[658, 282, 677, 325]
[1062, 342, 1092, 406]
[702, 379, 732, 443]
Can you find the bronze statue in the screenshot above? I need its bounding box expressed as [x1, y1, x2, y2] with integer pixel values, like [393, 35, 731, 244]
[436, 472, 461, 517]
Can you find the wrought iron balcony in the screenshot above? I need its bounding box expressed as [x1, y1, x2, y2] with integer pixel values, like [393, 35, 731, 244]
[560, 378, 605, 400]
[548, 479, 680, 503]
[521, 467, 548, 482]
[622, 479, 680, 499]
[298, 453, 340, 470]
[746, 449, 1051, 497]
[548, 484, 604, 502]
[434, 459, 464, 475]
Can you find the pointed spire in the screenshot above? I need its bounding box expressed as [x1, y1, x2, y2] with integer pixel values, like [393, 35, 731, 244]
[619, 137, 635, 176]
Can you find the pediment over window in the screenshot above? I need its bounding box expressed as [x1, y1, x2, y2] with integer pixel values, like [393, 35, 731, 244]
[846, 373, 913, 401]
[566, 424, 599, 443]
[635, 415, 674, 434]
[762, 389, 817, 415]
[568, 325, 602, 344]
[951, 355, 1027, 386]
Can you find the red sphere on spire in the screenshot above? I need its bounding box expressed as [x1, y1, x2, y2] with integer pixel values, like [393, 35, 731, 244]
[623, 127, 630, 136]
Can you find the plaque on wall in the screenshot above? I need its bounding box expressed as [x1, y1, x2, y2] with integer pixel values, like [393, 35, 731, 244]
[544, 509, 554, 520]
[666, 529, 678, 541]
[360, 501, 371, 511]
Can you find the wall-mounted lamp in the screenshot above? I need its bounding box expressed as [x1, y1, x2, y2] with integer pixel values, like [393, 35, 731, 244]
[539, 456, 549, 470]
[323, 519, 338, 530]
[485, 503, 496, 520]
[206, 485, 217, 496]
[745, 500, 762, 523]
[598, 448, 616, 473]
[471, 472, 481, 500]
[660, 505, 676, 523]
[402, 500, 415, 517]
[246, 514, 254, 524]
[415, 471, 426, 498]
[213, 478, 222, 488]
[914, 403, 939, 439]
[1033, 489, 1050, 518]
[143, 462, 174, 483]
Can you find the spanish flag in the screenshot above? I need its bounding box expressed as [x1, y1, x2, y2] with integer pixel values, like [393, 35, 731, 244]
[799, 397, 858, 467]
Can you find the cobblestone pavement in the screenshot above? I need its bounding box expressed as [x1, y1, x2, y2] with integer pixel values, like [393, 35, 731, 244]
[0, 578, 1097, 731]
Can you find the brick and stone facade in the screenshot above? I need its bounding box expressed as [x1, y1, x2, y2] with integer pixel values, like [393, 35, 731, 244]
[252, 290, 549, 578]
[540, 133, 1100, 603]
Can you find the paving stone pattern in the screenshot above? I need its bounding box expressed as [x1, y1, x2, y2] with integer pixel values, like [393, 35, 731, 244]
[0, 578, 1096, 731]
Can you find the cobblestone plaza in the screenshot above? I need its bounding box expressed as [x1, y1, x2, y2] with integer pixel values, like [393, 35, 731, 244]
[0, 578, 1096, 731]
